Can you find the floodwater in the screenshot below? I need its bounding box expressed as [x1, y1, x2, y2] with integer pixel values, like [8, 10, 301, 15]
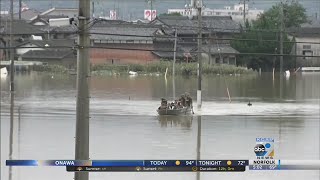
[1, 72, 320, 180]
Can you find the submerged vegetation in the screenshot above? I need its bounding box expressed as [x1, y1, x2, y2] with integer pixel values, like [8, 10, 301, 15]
[32, 65, 69, 73]
[91, 62, 256, 76]
[31, 62, 255, 76]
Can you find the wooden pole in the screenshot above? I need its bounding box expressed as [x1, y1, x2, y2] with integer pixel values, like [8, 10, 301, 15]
[9, 2, 14, 180]
[173, 29, 177, 100]
[279, 2, 284, 100]
[74, 0, 90, 179]
[197, 1, 202, 110]
[196, 116, 201, 180]
[19, 0, 22, 20]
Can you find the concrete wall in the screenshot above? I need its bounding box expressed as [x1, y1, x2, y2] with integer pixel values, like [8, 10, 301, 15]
[295, 37, 320, 67]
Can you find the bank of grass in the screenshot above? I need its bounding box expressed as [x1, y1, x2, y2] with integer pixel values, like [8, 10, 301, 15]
[32, 65, 69, 73]
[91, 62, 256, 76]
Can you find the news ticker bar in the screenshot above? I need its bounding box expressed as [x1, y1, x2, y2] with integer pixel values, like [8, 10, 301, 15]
[66, 166, 246, 172]
[6, 160, 248, 167]
[6, 160, 320, 170]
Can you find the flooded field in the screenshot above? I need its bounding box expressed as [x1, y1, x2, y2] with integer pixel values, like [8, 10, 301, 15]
[1, 72, 319, 180]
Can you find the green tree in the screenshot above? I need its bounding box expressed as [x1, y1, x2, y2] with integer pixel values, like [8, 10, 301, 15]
[231, 2, 308, 71]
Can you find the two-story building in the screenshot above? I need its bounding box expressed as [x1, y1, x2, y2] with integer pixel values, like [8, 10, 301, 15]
[288, 19, 320, 68]
[89, 20, 164, 64]
[150, 15, 240, 65]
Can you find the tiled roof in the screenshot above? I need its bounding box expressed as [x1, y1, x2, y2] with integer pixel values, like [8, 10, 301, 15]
[13, 9, 40, 21]
[0, 19, 43, 35]
[192, 44, 239, 54]
[16, 39, 75, 48]
[288, 18, 320, 37]
[21, 49, 74, 59]
[90, 24, 160, 41]
[153, 15, 240, 35]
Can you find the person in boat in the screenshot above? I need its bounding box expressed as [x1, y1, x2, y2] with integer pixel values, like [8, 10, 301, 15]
[171, 102, 175, 109]
[159, 98, 168, 110]
[185, 93, 193, 107]
[179, 94, 186, 107]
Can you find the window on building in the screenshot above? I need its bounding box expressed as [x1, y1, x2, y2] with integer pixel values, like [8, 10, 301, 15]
[229, 57, 236, 65]
[223, 57, 228, 64]
[302, 50, 313, 60]
[215, 58, 219, 64]
[126, 40, 134, 43]
[303, 45, 311, 49]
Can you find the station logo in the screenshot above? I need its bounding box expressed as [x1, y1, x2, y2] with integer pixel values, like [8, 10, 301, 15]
[254, 138, 274, 159]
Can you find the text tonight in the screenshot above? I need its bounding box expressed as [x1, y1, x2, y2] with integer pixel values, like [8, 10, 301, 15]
[198, 161, 222, 166]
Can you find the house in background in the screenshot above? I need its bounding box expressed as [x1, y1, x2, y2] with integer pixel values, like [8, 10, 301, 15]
[90, 21, 163, 64]
[31, 8, 78, 21]
[0, 19, 44, 60]
[15, 39, 76, 68]
[193, 45, 239, 65]
[30, 15, 69, 26]
[150, 15, 240, 65]
[13, 9, 41, 21]
[21, 49, 76, 69]
[15, 39, 75, 58]
[288, 18, 320, 68]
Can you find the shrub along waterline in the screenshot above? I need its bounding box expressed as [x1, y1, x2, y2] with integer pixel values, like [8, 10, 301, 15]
[91, 62, 255, 76]
[32, 65, 69, 73]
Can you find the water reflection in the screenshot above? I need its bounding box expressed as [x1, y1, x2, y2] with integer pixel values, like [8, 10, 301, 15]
[158, 115, 193, 129]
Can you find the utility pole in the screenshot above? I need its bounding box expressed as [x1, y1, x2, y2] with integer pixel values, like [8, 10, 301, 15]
[19, 0, 22, 20]
[74, 0, 90, 179]
[9, 0, 15, 180]
[279, 2, 284, 99]
[196, 116, 201, 180]
[173, 28, 177, 100]
[10, 0, 14, 92]
[92, 1, 95, 18]
[197, 0, 202, 110]
[150, 0, 153, 19]
[243, 0, 246, 25]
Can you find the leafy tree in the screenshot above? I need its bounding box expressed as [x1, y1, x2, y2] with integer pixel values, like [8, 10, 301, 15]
[231, 2, 307, 71]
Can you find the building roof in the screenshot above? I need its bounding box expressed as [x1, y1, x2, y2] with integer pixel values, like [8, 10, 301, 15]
[13, 9, 40, 21]
[30, 14, 69, 25]
[0, 19, 44, 35]
[35, 8, 78, 20]
[152, 15, 240, 35]
[17, 39, 75, 48]
[202, 16, 240, 33]
[152, 48, 185, 59]
[90, 24, 160, 41]
[193, 44, 239, 55]
[152, 16, 198, 35]
[21, 49, 75, 59]
[288, 18, 320, 37]
[288, 27, 320, 37]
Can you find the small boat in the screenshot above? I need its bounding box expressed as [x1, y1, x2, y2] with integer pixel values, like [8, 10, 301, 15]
[157, 106, 192, 115]
[157, 94, 193, 116]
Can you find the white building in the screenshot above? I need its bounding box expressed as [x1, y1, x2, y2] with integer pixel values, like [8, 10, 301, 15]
[168, 3, 263, 23]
